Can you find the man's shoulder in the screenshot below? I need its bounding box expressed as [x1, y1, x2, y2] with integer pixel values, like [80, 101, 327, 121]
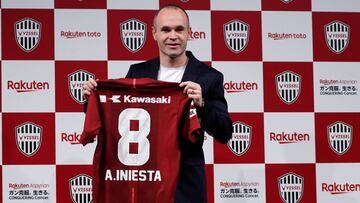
[195, 61, 223, 79]
[188, 53, 223, 78]
[130, 58, 158, 69]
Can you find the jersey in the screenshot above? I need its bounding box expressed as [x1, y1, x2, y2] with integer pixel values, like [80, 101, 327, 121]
[80, 78, 201, 203]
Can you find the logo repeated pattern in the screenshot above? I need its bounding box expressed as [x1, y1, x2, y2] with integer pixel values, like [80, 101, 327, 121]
[228, 122, 251, 156]
[69, 174, 92, 203]
[280, 0, 294, 3]
[278, 173, 304, 203]
[120, 19, 147, 52]
[68, 70, 95, 104]
[15, 18, 41, 52]
[276, 71, 301, 104]
[223, 20, 249, 53]
[325, 21, 350, 54]
[327, 121, 352, 155]
[15, 122, 42, 157]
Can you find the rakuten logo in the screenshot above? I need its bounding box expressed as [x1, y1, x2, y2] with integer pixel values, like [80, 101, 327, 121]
[61, 132, 81, 144]
[60, 31, 102, 39]
[220, 182, 240, 188]
[268, 32, 307, 40]
[224, 81, 258, 93]
[269, 131, 310, 144]
[8, 80, 49, 92]
[9, 183, 30, 190]
[188, 28, 206, 40]
[322, 182, 360, 195]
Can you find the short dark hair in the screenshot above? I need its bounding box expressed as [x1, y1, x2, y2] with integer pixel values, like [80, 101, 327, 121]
[153, 4, 190, 28]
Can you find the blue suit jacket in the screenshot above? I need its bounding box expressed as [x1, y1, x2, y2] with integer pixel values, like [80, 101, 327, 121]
[126, 51, 233, 203]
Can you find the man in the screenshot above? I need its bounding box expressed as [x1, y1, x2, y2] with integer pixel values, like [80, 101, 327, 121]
[83, 4, 232, 202]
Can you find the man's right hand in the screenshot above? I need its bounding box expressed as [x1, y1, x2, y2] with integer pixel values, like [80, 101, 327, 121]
[82, 78, 97, 99]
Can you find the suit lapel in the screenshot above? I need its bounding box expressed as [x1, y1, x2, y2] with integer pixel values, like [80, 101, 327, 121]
[181, 51, 200, 82]
[147, 59, 160, 80]
[149, 51, 200, 82]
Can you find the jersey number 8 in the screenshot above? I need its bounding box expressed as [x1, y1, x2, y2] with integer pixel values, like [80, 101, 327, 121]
[118, 108, 150, 166]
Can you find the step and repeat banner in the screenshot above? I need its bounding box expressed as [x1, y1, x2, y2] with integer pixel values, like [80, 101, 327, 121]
[1, 0, 360, 202]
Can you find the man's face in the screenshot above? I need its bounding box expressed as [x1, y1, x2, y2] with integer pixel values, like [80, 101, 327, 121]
[152, 8, 190, 60]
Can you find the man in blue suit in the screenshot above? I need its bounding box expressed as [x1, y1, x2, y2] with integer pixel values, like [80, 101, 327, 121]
[84, 4, 232, 202]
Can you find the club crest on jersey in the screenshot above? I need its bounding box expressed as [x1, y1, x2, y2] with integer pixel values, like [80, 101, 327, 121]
[223, 20, 249, 53]
[15, 18, 41, 52]
[227, 122, 251, 156]
[327, 121, 352, 155]
[68, 70, 95, 104]
[280, 0, 293, 3]
[69, 174, 92, 203]
[276, 71, 301, 104]
[325, 21, 350, 54]
[120, 19, 146, 52]
[278, 173, 304, 203]
[15, 122, 42, 157]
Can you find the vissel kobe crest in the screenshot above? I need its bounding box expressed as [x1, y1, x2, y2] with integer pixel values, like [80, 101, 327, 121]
[224, 20, 249, 53]
[227, 122, 251, 156]
[280, 0, 293, 3]
[325, 21, 350, 54]
[276, 71, 301, 104]
[15, 18, 41, 52]
[278, 173, 304, 203]
[327, 121, 352, 155]
[15, 122, 42, 157]
[120, 19, 147, 52]
[69, 174, 93, 203]
[68, 70, 95, 104]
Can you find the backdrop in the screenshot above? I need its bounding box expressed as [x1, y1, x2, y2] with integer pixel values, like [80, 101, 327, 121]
[1, 0, 360, 203]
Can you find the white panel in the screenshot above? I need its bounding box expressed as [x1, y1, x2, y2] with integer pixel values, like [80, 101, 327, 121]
[2, 0, 54, 8]
[316, 163, 360, 203]
[3, 165, 56, 203]
[203, 132, 214, 164]
[262, 11, 313, 61]
[56, 113, 96, 164]
[214, 164, 266, 203]
[107, 61, 143, 79]
[211, 0, 261, 11]
[314, 62, 360, 112]
[264, 113, 315, 163]
[55, 9, 107, 60]
[2, 61, 55, 112]
[107, 0, 159, 9]
[312, 0, 360, 12]
[187, 11, 212, 61]
[213, 61, 264, 112]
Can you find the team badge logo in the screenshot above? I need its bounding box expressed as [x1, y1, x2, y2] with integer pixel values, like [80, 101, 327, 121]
[120, 19, 147, 52]
[327, 121, 352, 155]
[15, 122, 42, 157]
[276, 71, 301, 104]
[68, 70, 95, 104]
[278, 173, 304, 203]
[223, 20, 249, 53]
[280, 0, 293, 3]
[15, 18, 41, 52]
[325, 21, 350, 54]
[69, 174, 92, 203]
[227, 122, 251, 156]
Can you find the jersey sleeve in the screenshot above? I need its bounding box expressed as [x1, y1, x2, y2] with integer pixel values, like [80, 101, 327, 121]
[80, 91, 102, 146]
[180, 100, 202, 143]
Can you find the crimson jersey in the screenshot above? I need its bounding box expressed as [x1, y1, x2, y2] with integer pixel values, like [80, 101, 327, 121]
[80, 78, 200, 203]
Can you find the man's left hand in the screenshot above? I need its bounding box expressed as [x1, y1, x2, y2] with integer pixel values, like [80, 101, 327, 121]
[179, 81, 203, 108]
